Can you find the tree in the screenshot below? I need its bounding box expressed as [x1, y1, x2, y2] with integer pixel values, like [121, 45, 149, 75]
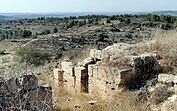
[53, 27, 58, 33]
[54, 52, 62, 60]
[44, 29, 50, 34]
[160, 22, 172, 30]
[125, 18, 131, 24]
[98, 33, 109, 42]
[20, 30, 32, 38]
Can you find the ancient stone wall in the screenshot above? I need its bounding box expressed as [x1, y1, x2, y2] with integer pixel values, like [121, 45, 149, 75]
[53, 43, 160, 96]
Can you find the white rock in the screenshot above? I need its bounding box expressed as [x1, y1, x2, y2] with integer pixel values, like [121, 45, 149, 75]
[168, 95, 177, 102]
[158, 74, 174, 84]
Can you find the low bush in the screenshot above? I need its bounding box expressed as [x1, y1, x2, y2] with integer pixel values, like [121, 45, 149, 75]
[15, 46, 51, 66]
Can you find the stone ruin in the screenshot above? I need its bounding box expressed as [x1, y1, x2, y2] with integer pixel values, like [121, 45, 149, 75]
[0, 73, 52, 111]
[53, 43, 161, 96]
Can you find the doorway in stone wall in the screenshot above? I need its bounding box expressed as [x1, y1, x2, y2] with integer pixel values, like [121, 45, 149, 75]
[81, 69, 89, 93]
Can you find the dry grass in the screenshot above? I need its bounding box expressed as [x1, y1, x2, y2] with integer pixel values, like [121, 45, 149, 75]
[36, 64, 150, 111]
[52, 89, 150, 111]
[122, 29, 177, 73]
[71, 45, 92, 64]
[33, 29, 177, 111]
[152, 29, 177, 73]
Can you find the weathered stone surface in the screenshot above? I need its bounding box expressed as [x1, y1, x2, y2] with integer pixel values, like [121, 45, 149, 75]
[114, 68, 134, 86]
[89, 77, 108, 95]
[63, 72, 76, 92]
[19, 74, 38, 90]
[158, 74, 175, 84]
[168, 95, 177, 102]
[75, 67, 88, 92]
[173, 76, 177, 84]
[90, 49, 102, 60]
[161, 95, 177, 111]
[158, 73, 177, 85]
[101, 43, 132, 62]
[56, 43, 160, 96]
[61, 61, 73, 74]
[53, 68, 64, 84]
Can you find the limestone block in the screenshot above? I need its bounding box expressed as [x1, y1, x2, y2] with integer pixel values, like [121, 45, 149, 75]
[126, 53, 158, 68]
[158, 74, 174, 84]
[173, 76, 177, 84]
[75, 67, 86, 79]
[88, 64, 98, 79]
[101, 51, 110, 63]
[101, 43, 133, 62]
[114, 68, 133, 86]
[63, 72, 75, 88]
[75, 67, 87, 92]
[89, 77, 108, 94]
[61, 61, 73, 74]
[95, 50, 102, 60]
[69, 66, 75, 76]
[90, 49, 96, 58]
[90, 49, 102, 59]
[96, 65, 114, 82]
[53, 68, 64, 84]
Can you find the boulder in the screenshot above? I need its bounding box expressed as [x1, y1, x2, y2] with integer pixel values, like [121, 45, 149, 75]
[19, 74, 38, 90]
[0, 75, 52, 111]
[101, 43, 132, 62]
[4, 77, 19, 94]
[90, 49, 102, 60]
[61, 61, 73, 74]
[23, 83, 52, 111]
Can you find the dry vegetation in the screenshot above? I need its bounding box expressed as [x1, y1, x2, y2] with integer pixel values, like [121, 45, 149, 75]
[49, 29, 177, 111]
[2, 29, 177, 111]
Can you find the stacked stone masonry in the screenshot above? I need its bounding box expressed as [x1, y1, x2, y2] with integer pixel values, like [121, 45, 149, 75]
[54, 43, 160, 95]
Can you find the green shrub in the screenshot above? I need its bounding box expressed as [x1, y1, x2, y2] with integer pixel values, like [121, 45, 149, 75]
[54, 52, 62, 60]
[98, 33, 109, 42]
[15, 46, 51, 66]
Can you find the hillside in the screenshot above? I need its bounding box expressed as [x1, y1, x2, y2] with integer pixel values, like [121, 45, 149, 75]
[151, 10, 177, 16]
[0, 15, 8, 21]
[1, 14, 177, 110]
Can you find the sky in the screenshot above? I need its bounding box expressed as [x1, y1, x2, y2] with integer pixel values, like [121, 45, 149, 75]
[0, 0, 177, 13]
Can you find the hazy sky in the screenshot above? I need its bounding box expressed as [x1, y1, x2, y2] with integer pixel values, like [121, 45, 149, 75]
[0, 0, 177, 13]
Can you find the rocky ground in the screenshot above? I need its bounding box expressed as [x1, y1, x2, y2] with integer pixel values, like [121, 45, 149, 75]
[1, 15, 177, 111]
[24, 18, 157, 60]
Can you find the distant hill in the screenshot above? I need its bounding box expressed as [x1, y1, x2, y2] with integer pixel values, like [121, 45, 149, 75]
[1, 11, 177, 21]
[0, 15, 9, 21]
[151, 10, 177, 16]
